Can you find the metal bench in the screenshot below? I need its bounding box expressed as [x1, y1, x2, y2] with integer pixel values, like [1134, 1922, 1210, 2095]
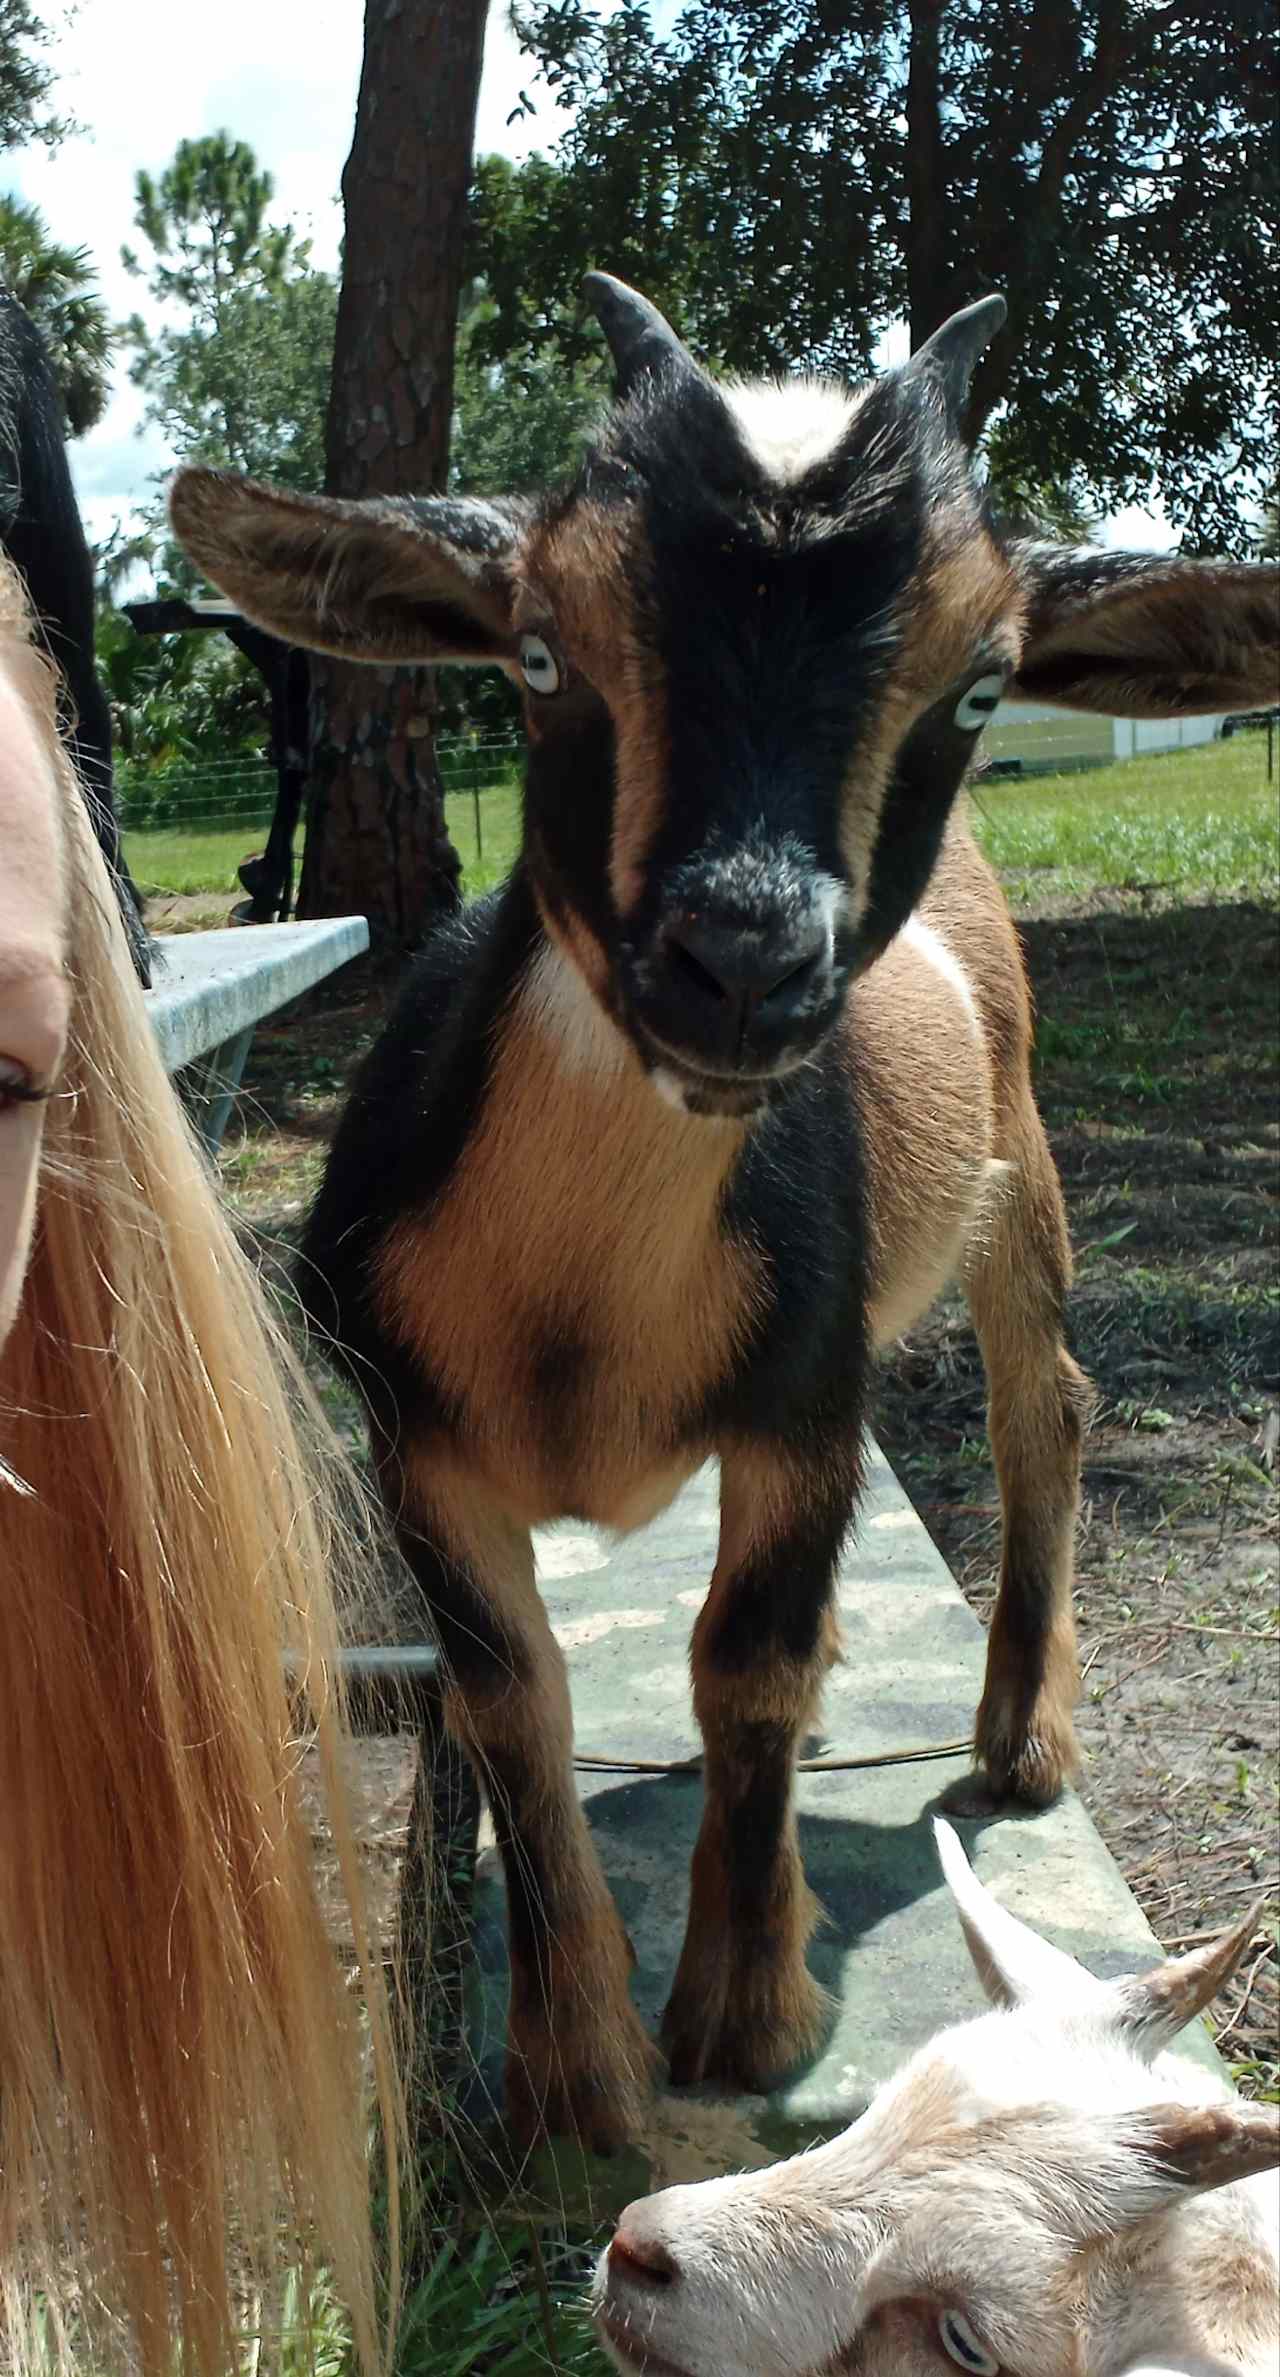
[146, 916, 370, 1151]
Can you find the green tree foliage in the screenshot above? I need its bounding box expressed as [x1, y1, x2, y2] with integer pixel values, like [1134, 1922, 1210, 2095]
[0, 193, 113, 430]
[451, 285, 604, 498]
[490, 0, 1275, 548]
[122, 133, 334, 485]
[94, 527, 269, 773]
[123, 133, 299, 325]
[95, 595, 267, 769]
[0, 0, 65, 152]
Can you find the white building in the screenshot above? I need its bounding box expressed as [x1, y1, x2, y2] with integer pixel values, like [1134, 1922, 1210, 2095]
[983, 701, 1223, 773]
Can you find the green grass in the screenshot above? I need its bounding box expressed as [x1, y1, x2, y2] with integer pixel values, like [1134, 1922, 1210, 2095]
[970, 733, 1278, 901]
[447, 776, 521, 893]
[125, 779, 524, 902]
[125, 822, 262, 896]
[126, 735, 1277, 909]
[28, 2230, 613, 2375]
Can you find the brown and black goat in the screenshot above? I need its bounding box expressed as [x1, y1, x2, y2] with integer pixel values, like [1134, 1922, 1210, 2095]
[171, 279, 1279, 2154]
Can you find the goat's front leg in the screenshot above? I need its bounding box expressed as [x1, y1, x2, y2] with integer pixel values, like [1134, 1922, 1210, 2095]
[391, 1448, 657, 2153]
[661, 1443, 855, 2091]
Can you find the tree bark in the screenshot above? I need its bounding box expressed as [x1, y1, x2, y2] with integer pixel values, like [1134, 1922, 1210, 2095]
[905, 0, 947, 350]
[300, 0, 489, 951]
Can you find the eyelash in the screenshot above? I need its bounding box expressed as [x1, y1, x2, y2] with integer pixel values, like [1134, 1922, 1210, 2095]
[0, 1072, 51, 1116]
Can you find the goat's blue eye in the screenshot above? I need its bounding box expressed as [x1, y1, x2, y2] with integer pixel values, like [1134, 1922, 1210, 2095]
[953, 671, 1004, 732]
[938, 2308, 999, 2374]
[519, 635, 561, 695]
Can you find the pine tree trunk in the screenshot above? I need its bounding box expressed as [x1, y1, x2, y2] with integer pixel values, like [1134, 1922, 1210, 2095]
[905, 0, 947, 352]
[299, 0, 488, 951]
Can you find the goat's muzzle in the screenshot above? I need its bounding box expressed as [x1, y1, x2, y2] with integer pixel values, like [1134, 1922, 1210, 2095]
[627, 897, 843, 1105]
[595, 2204, 692, 2372]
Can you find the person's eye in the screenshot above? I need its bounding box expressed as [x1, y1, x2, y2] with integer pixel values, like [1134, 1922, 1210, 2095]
[0, 1062, 49, 1116]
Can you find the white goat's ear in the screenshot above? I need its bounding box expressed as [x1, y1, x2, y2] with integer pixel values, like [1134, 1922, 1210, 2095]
[169, 469, 524, 665]
[1101, 2098, 1280, 2239]
[1103, 1900, 1266, 2059]
[933, 1820, 1107, 2011]
[1009, 545, 1280, 717]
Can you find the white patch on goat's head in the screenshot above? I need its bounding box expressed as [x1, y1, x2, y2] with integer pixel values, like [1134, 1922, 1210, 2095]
[594, 1829, 1278, 2377]
[720, 375, 864, 485]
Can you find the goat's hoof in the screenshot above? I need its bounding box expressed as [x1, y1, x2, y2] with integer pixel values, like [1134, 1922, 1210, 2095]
[661, 1965, 830, 2093]
[944, 1728, 1077, 1816]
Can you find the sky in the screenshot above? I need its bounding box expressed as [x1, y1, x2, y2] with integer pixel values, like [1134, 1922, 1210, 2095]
[7, 0, 1172, 565]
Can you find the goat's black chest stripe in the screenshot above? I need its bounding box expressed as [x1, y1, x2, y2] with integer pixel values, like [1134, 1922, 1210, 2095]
[707, 1053, 871, 1443]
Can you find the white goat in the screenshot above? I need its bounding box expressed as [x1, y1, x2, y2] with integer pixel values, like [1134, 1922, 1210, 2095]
[594, 1821, 1279, 2377]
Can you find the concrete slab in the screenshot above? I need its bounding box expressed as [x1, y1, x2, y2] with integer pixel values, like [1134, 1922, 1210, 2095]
[468, 1443, 1218, 2197]
[146, 917, 370, 1075]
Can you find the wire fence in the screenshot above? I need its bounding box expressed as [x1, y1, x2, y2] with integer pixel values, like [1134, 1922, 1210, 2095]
[116, 736, 525, 869]
[116, 713, 1275, 878]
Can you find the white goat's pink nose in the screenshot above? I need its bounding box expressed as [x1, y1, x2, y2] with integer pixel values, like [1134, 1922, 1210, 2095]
[609, 2201, 680, 2289]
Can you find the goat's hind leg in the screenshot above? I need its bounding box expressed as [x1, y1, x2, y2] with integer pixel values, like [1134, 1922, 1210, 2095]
[946, 1099, 1093, 1814]
[662, 1442, 852, 2091]
[390, 1449, 657, 2154]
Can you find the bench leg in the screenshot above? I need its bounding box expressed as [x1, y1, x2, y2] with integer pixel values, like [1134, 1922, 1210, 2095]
[180, 1025, 255, 1156]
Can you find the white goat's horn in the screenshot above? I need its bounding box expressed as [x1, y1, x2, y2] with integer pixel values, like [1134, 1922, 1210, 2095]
[905, 293, 1007, 424]
[933, 1819, 1107, 2011]
[584, 271, 695, 396]
[1107, 1898, 1267, 2057]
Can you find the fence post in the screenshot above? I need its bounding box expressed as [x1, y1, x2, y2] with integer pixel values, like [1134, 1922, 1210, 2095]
[471, 739, 483, 863]
[1268, 715, 1274, 785]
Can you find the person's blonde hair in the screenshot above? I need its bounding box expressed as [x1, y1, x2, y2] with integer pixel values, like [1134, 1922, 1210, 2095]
[0, 555, 401, 2374]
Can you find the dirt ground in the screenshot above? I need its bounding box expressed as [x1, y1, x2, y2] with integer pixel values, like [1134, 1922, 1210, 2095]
[214, 885, 1278, 2098]
[876, 891, 1279, 2093]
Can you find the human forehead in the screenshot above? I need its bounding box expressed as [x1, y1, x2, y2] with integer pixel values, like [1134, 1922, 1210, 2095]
[0, 662, 65, 928]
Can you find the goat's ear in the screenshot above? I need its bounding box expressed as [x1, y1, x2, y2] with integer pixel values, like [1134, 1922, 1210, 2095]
[933, 1821, 1108, 2012]
[1008, 545, 1280, 717]
[168, 469, 524, 665]
[1103, 1899, 1265, 2060]
[1085, 2099, 1280, 2246]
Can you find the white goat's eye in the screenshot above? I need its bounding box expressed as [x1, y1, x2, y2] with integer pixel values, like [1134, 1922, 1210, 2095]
[519, 634, 561, 695]
[938, 2308, 1000, 2374]
[953, 671, 1004, 732]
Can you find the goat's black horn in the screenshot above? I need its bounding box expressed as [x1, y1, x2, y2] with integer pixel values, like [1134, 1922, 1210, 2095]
[583, 271, 693, 396]
[905, 293, 1007, 423]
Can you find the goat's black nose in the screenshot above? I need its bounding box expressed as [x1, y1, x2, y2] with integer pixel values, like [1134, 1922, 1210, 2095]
[661, 912, 831, 1036]
[608, 2216, 680, 2291]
